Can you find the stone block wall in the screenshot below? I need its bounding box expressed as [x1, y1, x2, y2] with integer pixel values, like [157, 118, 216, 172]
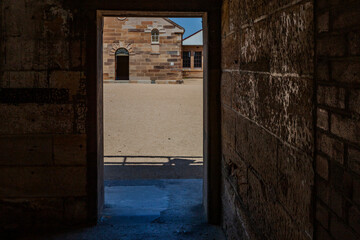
[315, 0, 360, 239]
[0, 0, 88, 229]
[221, 0, 315, 239]
[182, 45, 204, 79]
[103, 17, 183, 83]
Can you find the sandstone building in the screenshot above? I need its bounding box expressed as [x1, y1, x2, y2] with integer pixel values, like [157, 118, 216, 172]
[103, 17, 204, 84]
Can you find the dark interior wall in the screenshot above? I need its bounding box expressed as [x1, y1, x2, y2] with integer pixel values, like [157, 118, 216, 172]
[314, 0, 360, 239]
[0, 0, 221, 229]
[220, 0, 315, 239]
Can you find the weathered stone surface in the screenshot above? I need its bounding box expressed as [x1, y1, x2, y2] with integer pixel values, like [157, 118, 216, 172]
[0, 104, 74, 134]
[316, 154, 329, 180]
[348, 147, 360, 176]
[331, 114, 360, 144]
[222, 32, 239, 70]
[317, 131, 344, 164]
[64, 197, 87, 223]
[331, 61, 360, 84]
[0, 167, 86, 197]
[54, 134, 86, 165]
[220, 72, 232, 107]
[0, 135, 52, 166]
[349, 89, 360, 115]
[277, 143, 314, 234]
[317, 108, 329, 131]
[317, 86, 345, 109]
[50, 71, 82, 97]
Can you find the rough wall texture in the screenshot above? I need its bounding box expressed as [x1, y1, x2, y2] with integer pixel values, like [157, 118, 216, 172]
[314, 0, 360, 239]
[0, 0, 88, 229]
[103, 17, 184, 83]
[221, 0, 315, 239]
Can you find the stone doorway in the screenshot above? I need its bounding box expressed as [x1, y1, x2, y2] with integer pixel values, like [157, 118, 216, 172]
[115, 48, 129, 80]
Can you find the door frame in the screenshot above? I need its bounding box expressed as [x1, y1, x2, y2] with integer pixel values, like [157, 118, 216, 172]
[89, 10, 221, 224]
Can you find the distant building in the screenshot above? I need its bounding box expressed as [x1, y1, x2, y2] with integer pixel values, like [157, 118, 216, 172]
[103, 17, 203, 83]
[182, 30, 204, 79]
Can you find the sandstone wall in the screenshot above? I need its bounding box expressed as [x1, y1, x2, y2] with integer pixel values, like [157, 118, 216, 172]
[0, 0, 88, 229]
[182, 45, 204, 79]
[314, 0, 360, 239]
[103, 17, 183, 83]
[221, 0, 315, 239]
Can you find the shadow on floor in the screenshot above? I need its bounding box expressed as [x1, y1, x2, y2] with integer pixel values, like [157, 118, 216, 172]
[104, 156, 203, 180]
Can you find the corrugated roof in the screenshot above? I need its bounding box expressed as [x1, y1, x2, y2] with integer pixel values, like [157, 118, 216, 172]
[182, 29, 203, 46]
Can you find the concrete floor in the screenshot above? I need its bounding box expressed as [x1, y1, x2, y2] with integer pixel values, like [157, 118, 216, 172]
[104, 80, 204, 179]
[13, 180, 225, 240]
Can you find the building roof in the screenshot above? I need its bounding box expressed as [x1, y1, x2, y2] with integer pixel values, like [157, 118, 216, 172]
[163, 18, 185, 32]
[182, 29, 203, 46]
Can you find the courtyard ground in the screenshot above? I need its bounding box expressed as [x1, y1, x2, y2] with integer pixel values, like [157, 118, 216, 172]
[104, 79, 203, 179]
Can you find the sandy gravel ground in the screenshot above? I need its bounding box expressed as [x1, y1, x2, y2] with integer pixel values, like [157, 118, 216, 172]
[103, 80, 203, 179]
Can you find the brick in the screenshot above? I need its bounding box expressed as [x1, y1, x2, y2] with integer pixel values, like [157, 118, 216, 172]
[316, 224, 332, 240]
[329, 188, 343, 218]
[354, 178, 360, 205]
[331, 114, 360, 144]
[317, 35, 346, 57]
[317, 108, 329, 130]
[53, 135, 86, 165]
[348, 147, 360, 175]
[316, 201, 330, 229]
[0, 167, 86, 197]
[349, 31, 360, 56]
[332, 7, 360, 30]
[348, 205, 360, 235]
[349, 89, 360, 115]
[0, 135, 52, 166]
[316, 154, 329, 180]
[317, 86, 345, 109]
[330, 216, 358, 240]
[317, 132, 344, 164]
[317, 12, 329, 33]
[332, 61, 360, 84]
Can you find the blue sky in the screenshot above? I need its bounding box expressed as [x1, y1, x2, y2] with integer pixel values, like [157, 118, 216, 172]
[169, 18, 203, 38]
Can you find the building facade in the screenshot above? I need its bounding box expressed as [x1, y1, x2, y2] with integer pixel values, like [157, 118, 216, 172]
[182, 30, 204, 79]
[103, 17, 185, 83]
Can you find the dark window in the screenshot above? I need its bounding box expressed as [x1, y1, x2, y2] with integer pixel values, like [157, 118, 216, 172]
[194, 51, 202, 68]
[183, 51, 191, 68]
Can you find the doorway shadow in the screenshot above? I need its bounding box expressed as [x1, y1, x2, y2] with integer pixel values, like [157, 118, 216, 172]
[104, 155, 203, 180]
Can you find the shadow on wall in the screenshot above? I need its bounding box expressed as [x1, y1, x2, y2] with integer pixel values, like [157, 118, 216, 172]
[104, 156, 203, 180]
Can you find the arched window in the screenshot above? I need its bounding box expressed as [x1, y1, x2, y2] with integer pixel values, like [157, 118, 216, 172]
[151, 29, 159, 44]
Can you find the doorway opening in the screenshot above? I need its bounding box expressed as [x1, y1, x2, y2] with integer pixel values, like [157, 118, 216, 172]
[115, 48, 129, 80]
[97, 12, 223, 237]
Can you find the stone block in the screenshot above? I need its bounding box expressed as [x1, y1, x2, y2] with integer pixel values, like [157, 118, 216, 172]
[236, 115, 277, 186]
[349, 31, 360, 56]
[348, 147, 360, 176]
[221, 71, 232, 107]
[329, 188, 343, 218]
[332, 7, 360, 31]
[50, 71, 82, 96]
[317, 86, 345, 109]
[0, 135, 52, 166]
[221, 32, 239, 70]
[330, 215, 358, 240]
[354, 178, 360, 205]
[270, 2, 314, 75]
[0, 198, 64, 229]
[317, 35, 346, 57]
[349, 89, 360, 115]
[316, 201, 329, 229]
[348, 205, 360, 235]
[316, 176, 330, 205]
[54, 134, 86, 165]
[331, 114, 360, 144]
[0, 167, 86, 197]
[316, 225, 332, 240]
[331, 61, 360, 84]
[222, 106, 236, 154]
[316, 61, 330, 82]
[317, 132, 344, 164]
[316, 154, 329, 180]
[277, 143, 314, 234]
[317, 108, 329, 131]
[0, 104, 74, 134]
[317, 12, 329, 33]
[64, 197, 87, 223]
